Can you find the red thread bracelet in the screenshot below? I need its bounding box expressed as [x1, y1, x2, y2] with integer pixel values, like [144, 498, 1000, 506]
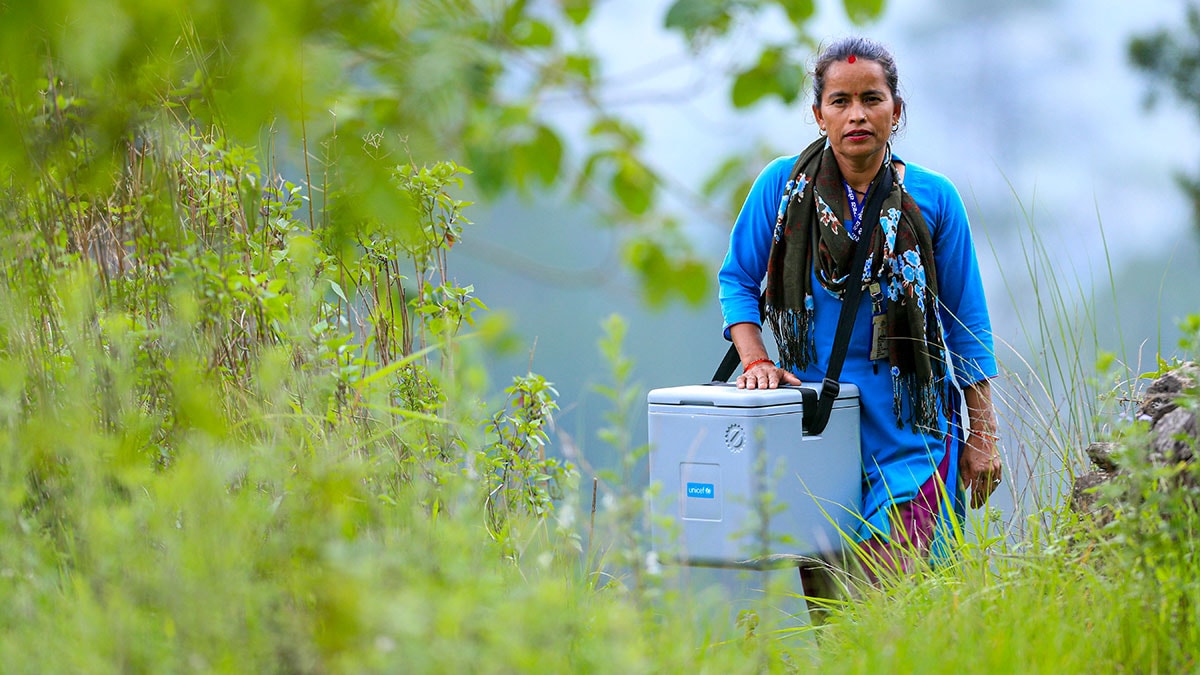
[744, 358, 774, 372]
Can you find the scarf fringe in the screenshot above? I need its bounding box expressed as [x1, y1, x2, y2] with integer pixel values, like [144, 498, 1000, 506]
[766, 305, 815, 372]
[892, 371, 948, 440]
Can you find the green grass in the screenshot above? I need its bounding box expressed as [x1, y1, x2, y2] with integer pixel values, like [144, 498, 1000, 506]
[797, 543, 1195, 673]
[781, 185, 1200, 674]
[0, 91, 804, 671]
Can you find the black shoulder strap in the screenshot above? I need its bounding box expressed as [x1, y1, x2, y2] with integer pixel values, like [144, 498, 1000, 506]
[712, 167, 894, 436]
[711, 342, 743, 384]
[807, 166, 892, 434]
[711, 293, 764, 383]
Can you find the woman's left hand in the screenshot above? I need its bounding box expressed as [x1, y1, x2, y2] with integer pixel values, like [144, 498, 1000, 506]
[961, 379, 1002, 509]
[960, 431, 1002, 509]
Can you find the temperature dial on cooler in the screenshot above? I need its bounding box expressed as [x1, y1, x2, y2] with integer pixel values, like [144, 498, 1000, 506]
[724, 423, 745, 453]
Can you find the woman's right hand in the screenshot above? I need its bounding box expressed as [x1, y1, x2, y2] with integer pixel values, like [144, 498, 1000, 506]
[736, 360, 803, 389]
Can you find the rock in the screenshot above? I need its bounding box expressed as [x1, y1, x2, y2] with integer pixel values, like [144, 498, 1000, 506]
[1070, 470, 1112, 518]
[1137, 362, 1199, 424]
[1151, 406, 1198, 466]
[1085, 442, 1120, 473]
[1071, 363, 1199, 517]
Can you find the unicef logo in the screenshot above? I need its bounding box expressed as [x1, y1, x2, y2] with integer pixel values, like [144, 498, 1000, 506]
[724, 423, 745, 453]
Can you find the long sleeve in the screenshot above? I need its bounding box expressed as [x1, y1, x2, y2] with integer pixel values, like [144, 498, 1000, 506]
[717, 155, 797, 339]
[912, 170, 997, 387]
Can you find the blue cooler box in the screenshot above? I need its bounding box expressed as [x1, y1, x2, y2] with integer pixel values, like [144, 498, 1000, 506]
[647, 383, 862, 568]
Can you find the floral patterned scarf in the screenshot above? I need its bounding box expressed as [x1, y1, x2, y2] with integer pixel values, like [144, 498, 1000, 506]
[764, 137, 948, 435]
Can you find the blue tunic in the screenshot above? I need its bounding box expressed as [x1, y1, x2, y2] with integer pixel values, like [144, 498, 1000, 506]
[717, 153, 997, 540]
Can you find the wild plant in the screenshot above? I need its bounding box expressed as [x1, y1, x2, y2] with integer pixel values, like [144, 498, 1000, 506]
[0, 70, 596, 669]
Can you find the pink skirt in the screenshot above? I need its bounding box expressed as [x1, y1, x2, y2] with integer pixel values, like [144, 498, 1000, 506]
[800, 439, 952, 594]
[856, 444, 951, 580]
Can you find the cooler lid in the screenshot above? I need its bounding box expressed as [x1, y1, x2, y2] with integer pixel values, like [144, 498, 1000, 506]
[648, 383, 857, 408]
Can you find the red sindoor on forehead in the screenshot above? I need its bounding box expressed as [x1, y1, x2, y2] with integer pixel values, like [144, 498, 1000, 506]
[848, 54, 857, 63]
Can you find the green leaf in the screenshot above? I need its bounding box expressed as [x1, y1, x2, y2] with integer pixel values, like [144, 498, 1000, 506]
[561, 0, 593, 25]
[509, 124, 562, 191]
[575, 150, 611, 197]
[622, 227, 710, 307]
[622, 239, 669, 306]
[730, 47, 805, 108]
[564, 54, 596, 82]
[612, 158, 655, 215]
[512, 19, 554, 47]
[775, 60, 806, 104]
[664, 0, 731, 37]
[503, 0, 529, 31]
[530, 125, 563, 185]
[589, 117, 641, 145]
[842, 0, 885, 24]
[731, 64, 774, 108]
[329, 280, 348, 304]
[674, 258, 710, 305]
[778, 0, 815, 25]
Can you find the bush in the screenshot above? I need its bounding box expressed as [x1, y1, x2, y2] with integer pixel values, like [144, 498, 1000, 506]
[0, 79, 609, 669]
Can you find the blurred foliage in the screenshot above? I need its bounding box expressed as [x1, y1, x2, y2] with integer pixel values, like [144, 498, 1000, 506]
[0, 0, 913, 669]
[1130, 3, 1200, 236]
[0, 102, 816, 667]
[0, 1, 842, 666]
[0, 72, 692, 669]
[0, 0, 885, 309]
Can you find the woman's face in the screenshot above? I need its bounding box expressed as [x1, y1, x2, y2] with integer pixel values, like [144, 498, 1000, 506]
[812, 59, 902, 170]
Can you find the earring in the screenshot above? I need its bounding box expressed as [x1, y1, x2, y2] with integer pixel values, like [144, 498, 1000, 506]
[819, 127, 827, 136]
[891, 122, 899, 133]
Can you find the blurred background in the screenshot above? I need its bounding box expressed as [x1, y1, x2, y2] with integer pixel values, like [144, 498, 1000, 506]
[454, 0, 1200, 525]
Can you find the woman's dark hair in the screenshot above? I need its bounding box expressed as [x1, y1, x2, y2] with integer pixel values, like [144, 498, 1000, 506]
[812, 37, 905, 127]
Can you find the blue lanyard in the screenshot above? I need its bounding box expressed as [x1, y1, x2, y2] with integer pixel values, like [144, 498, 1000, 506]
[842, 179, 865, 240]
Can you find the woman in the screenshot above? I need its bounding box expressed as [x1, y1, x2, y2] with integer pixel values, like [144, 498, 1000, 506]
[717, 37, 1002, 583]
